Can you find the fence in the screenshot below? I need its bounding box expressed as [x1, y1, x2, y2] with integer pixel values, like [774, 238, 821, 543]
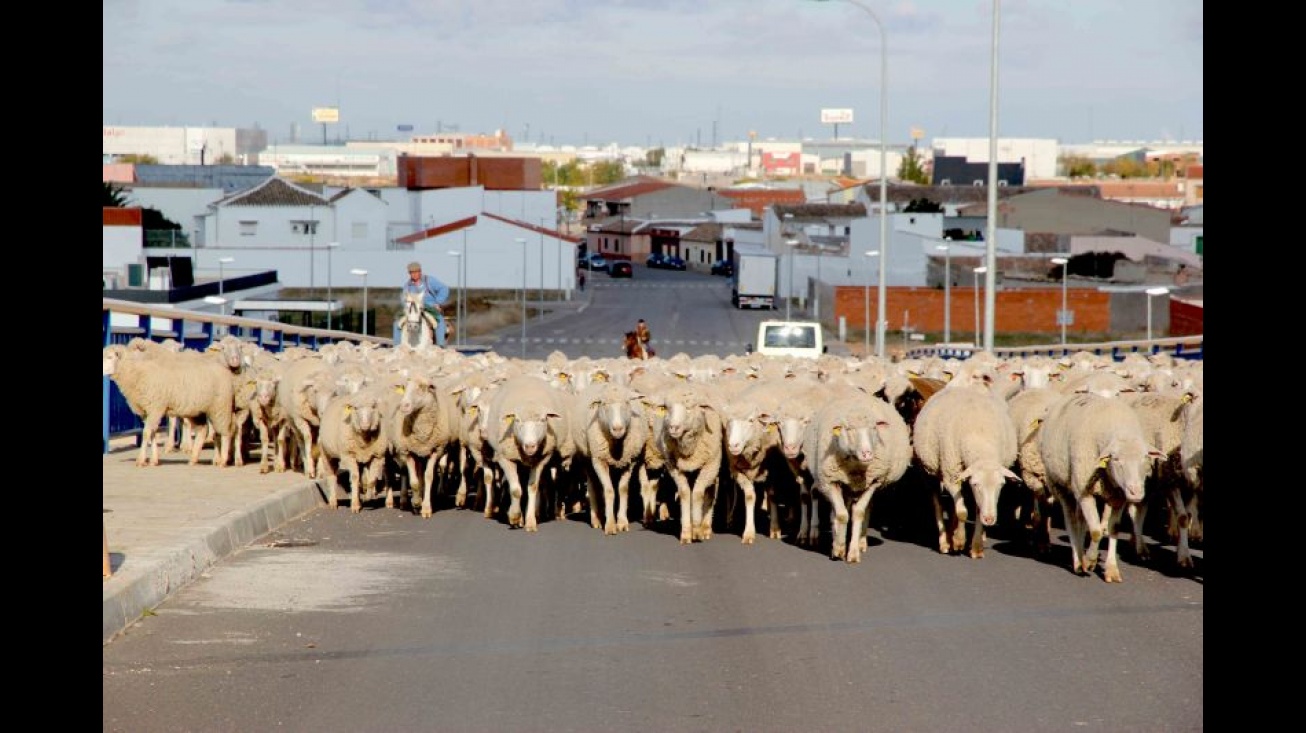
[905, 334, 1203, 362]
[102, 298, 390, 453]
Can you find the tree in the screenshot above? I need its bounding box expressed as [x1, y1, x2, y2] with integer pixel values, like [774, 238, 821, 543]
[896, 145, 930, 184]
[644, 148, 665, 168]
[103, 181, 130, 207]
[1060, 154, 1098, 179]
[589, 160, 625, 186]
[216, 152, 235, 164]
[903, 197, 943, 213]
[1100, 156, 1148, 179]
[117, 153, 159, 164]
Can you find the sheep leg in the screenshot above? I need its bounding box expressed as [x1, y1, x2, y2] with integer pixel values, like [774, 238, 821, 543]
[766, 485, 783, 540]
[615, 467, 633, 532]
[296, 420, 316, 478]
[825, 484, 850, 561]
[499, 459, 524, 527]
[418, 454, 438, 516]
[524, 462, 546, 532]
[859, 491, 874, 553]
[795, 469, 816, 546]
[455, 447, 470, 508]
[639, 465, 658, 526]
[671, 470, 694, 544]
[589, 461, 611, 532]
[736, 473, 757, 545]
[1127, 498, 1151, 561]
[950, 487, 968, 553]
[344, 457, 363, 513]
[691, 472, 716, 541]
[846, 489, 874, 563]
[931, 489, 950, 555]
[1103, 498, 1130, 583]
[1079, 494, 1104, 574]
[137, 410, 164, 467]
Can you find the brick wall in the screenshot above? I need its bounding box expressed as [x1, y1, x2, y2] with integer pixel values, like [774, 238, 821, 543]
[830, 286, 1113, 335]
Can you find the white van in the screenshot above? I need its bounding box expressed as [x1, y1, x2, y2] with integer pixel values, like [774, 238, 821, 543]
[750, 320, 826, 359]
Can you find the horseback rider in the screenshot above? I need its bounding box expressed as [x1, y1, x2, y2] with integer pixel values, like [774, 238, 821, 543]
[392, 261, 450, 346]
[636, 318, 654, 357]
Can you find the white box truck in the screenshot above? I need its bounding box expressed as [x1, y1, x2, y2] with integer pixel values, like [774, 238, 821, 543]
[730, 245, 779, 309]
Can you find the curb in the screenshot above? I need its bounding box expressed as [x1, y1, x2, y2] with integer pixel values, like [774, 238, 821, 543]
[102, 481, 323, 645]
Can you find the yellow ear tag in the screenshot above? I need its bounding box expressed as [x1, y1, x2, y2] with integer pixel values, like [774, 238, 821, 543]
[468, 405, 479, 417]
[394, 385, 405, 394]
[344, 405, 354, 415]
[657, 405, 667, 415]
[831, 426, 842, 436]
[1098, 457, 1109, 468]
[505, 414, 515, 425]
[766, 423, 778, 433]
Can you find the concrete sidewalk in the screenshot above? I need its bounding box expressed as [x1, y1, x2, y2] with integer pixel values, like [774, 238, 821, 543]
[102, 438, 325, 645]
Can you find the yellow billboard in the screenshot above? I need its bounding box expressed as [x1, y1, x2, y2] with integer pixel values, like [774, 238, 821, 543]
[311, 107, 340, 123]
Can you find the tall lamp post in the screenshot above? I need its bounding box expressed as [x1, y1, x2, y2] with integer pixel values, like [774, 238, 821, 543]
[461, 228, 469, 336]
[516, 237, 528, 358]
[935, 242, 950, 343]
[1145, 286, 1170, 343]
[982, 0, 1002, 352]
[203, 295, 227, 337]
[785, 239, 800, 320]
[217, 257, 234, 315]
[350, 269, 369, 335]
[809, 0, 888, 357]
[972, 266, 987, 347]
[448, 251, 463, 347]
[539, 220, 546, 315]
[864, 250, 880, 354]
[1051, 257, 1069, 345]
[325, 242, 339, 331]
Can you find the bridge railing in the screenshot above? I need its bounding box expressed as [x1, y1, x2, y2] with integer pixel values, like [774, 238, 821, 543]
[904, 334, 1203, 362]
[102, 298, 391, 453]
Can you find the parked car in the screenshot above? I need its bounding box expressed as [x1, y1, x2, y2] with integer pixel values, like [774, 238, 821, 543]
[608, 260, 633, 278]
[710, 259, 734, 276]
[664, 255, 687, 271]
[646, 253, 668, 269]
[581, 253, 608, 272]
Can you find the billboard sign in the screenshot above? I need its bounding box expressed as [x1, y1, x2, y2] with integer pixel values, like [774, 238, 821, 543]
[312, 107, 340, 123]
[820, 108, 854, 124]
[397, 124, 414, 132]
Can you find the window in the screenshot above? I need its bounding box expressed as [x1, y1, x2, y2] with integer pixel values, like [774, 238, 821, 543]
[239, 220, 257, 236]
[291, 220, 319, 235]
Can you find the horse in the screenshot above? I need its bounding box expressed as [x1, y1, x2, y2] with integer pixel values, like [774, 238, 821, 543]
[399, 291, 437, 348]
[624, 331, 648, 360]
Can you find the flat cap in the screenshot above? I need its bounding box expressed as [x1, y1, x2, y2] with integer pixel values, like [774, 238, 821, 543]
[407, 262, 421, 272]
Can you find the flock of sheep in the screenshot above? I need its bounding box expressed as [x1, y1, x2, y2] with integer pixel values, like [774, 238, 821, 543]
[102, 336, 1204, 581]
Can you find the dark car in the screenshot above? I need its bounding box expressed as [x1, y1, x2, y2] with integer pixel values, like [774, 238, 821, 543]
[609, 261, 633, 278]
[646, 253, 668, 269]
[664, 255, 687, 271]
[710, 259, 734, 276]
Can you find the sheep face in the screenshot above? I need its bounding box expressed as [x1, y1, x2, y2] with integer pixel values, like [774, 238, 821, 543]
[777, 415, 810, 460]
[962, 463, 1020, 527]
[1100, 438, 1162, 504]
[723, 410, 773, 457]
[397, 377, 436, 416]
[503, 410, 559, 458]
[594, 398, 632, 440]
[345, 394, 383, 437]
[830, 421, 878, 464]
[103, 346, 123, 376]
[254, 374, 279, 407]
[664, 400, 704, 440]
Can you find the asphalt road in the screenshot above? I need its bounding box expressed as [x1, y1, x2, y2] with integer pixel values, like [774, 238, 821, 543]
[102, 269, 1203, 731]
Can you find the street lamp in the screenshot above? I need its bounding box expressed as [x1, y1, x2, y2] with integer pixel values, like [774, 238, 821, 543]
[461, 228, 469, 339]
[217, 257, 234, 314]
[539, 220, 546, 316]
[972, 266, 987, 347]
[350, 269, 369, 335]
[516, 237, 528, 358]
[864, 250, 880, 355]
[982, 0, 1002, 352]
[1145, 286, 1170, 343]
[448, 251, 463, 347]
[810, 0, 889, 359]
[203, 295, 227, 336]
[1051, 257, 1069, 345]
[325, 242, 339, 331]
[785, 239, 801, 320]
[935, 241, 950, 343]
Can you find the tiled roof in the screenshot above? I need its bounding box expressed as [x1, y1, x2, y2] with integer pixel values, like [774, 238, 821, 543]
[681, 223, 724, 243]
[715, 188, 806, 216]
[216, 176, 331, 207]
[584, 175, 683, 201]
[394, 215, 479, 244]
[771, 202, 868, 220]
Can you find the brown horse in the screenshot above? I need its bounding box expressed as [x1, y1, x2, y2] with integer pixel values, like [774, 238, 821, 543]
[624, 331, 648, 359]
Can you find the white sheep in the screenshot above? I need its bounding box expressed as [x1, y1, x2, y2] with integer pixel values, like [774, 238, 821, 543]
[316, 384, 390, 513]
[659, 381, 726, 544]
[387, 371, 461, 517]
[1176, 391, 1203, 568]
[275, 356, 332, 478]
[103, 344, 236, 468]
[801, 390, 912, 563]
[575, 381, 649, 535]
[1006, 385, 1064, 554]
[1038, 393, 1163, 582]
[1121, 391, 1192, 563]
[719, 382, 785, 545]
[248, 363, 289, 474]
[485, 375, 571, 531]
[912, 384, 1020, 558]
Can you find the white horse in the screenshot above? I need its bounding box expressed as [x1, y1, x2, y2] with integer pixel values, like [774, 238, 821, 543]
[399, 291, 437, 349]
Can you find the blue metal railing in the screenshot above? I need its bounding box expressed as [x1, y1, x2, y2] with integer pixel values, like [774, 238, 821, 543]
[905, 334, 1203, 362]
[102, 298, 391, 454]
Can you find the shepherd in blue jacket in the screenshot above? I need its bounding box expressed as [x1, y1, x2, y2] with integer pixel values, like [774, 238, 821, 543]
[393, 261, 450, 346]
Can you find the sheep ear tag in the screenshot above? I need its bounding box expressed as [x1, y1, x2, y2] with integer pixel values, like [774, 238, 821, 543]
[503, 414, 515, 426]
[766, 423, 778, 433]
[344, 405, 354, 416]
[467, 405, 479, 417]
[831, 425, 843, 436]
[394, 385, 405, 394]
[1097, 456, 1110, 469]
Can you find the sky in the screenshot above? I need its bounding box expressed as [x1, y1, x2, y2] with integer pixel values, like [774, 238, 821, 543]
[103, 0, 1203, 149]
